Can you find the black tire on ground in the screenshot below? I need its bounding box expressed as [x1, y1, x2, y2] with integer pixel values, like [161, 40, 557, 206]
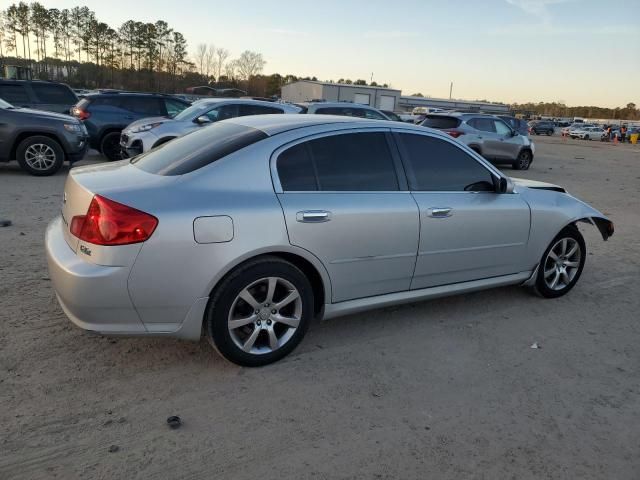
[100, 131, 123, 161]
[512, 150, 532, 170]
[533, 225, 586, 298]
[546, 129, 553, 136]
[584, 135, 590, 141]
[205, 256, 314, 367]
[16, 135, 64, 176]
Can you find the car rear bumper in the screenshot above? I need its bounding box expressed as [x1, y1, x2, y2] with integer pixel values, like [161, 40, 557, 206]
[45, 216, 147, 335]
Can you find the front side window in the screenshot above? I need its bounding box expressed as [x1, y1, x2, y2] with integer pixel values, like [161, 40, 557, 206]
[277, 132, 399, 191]
[239, 104, 283, 116]
[494, 119, 512, 135]
[363, 109, 386, 120]
[397, 133, 495, 192]
[205, 104, 239, 122]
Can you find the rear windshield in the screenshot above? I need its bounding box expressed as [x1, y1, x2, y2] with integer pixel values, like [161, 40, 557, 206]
[131, 122, 268, 175]
[421, 116, 461, 129]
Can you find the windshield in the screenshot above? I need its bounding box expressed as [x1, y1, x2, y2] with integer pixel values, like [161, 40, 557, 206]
[0, 98, 14, 109]
[172, 102, 211, 121]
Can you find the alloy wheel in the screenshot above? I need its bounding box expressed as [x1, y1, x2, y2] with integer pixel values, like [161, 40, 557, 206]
[543, 237, 582, 291]
[24, 144, 57, 171]
[227, 277, 302, 355]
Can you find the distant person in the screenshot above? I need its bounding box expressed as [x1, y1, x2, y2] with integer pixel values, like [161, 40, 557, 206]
[606, 125, 612, 142]
[620, 125, 627, 143]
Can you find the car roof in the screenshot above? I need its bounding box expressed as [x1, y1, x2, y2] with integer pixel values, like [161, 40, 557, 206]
[192, 97, 298, 108]
[225, 114, 437, 136]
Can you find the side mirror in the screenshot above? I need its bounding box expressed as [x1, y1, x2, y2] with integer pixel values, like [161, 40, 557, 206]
[498, 177, 515, 194]
[195, 115, 211, 125]
[511, 129, 518, 137]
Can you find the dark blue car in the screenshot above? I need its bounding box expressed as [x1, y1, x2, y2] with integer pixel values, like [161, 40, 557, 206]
[71, 92, 190, 160]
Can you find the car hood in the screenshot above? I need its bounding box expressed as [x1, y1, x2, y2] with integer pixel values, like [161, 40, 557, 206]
[11, 107, 77, 122]
[511, 177, 566, 193]
[124, 116, 172, 131]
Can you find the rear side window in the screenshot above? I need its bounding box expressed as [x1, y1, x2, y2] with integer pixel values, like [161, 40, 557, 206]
[86, 96, 123, 110]
[132, 122, 267, 175]
[277, 132, 399, 191]
[31, 83, 76, 104]
[0, 84, 30, 104]
[239, 104, 283, 116]
[468, 118, 496, 132]
[122, 97, 164, 115]
[421, 116, 461, 129]
[315, 107, 350, 116]
[397, 133, 494, 192]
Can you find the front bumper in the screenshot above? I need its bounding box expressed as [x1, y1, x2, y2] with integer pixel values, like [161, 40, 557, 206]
[45, 216, 147, 335]
[120, 131, 156, 158]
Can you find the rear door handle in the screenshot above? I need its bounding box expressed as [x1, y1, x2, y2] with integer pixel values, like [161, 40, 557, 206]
[297, 210, 331, 223]
[427, 207, 453, 218]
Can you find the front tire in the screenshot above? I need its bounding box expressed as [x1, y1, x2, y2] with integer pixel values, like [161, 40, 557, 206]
[16, 136, 64, 176]
[534, 226, 586, 298]
[546, 129, 553, 136]
[206, 257, 314, 367]
[513, 150, 532, 170]
[100, 132, 123, 161]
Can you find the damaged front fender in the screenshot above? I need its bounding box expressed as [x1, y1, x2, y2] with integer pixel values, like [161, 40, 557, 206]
[577, 216, 615, 241]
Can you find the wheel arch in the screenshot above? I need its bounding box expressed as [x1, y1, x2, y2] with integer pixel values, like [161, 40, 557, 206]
[206, 249, 331, 318]
[10, 131, 65, 159]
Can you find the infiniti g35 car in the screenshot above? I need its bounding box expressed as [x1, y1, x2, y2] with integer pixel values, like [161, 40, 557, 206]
[46, 115, 614, 366]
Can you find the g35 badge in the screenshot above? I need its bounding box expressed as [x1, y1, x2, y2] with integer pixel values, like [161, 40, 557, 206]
[80, 245, 92, 256]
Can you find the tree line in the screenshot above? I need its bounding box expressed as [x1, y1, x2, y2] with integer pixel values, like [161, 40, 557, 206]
[0, 2, 273, 94]
[512, 101, 639, 121]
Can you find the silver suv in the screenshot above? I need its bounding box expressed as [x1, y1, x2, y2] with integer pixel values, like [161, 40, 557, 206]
[298, 102, 391, 120]
[120, 98, 301, 157]
[421, 113, 535, 170]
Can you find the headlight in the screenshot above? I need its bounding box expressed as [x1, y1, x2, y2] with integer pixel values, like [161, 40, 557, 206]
[130, 123, 162, 133]
[63, 123, 82, 133]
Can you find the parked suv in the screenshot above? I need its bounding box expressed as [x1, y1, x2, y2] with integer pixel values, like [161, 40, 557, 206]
[420, 113, 535, 170]
[298, 102, 390, 120]
[529, 121, 555, 135]
[120, 98, 300, 157]
[71, 92, 191, 160]
[0, 79, 78, 114]
[0, 98, 88, 175]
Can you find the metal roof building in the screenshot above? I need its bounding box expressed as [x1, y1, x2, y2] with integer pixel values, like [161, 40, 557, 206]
[281, 80, 402, 112]
[398, 95, 510, 114]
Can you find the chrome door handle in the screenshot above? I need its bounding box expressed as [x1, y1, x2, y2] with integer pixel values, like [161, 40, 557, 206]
[427, 207, 453, 218]
[297, 210, 331, 223]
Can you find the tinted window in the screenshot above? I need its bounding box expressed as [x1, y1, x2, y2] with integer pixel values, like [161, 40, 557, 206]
[363, 109, 386, 120]
[315, 107, 351, 116]
[469, 118, 496, 133]
[31, 83, 76, 104]
[277, 132, 398, 191]
[239, 104, 283, 116]
[277, 143, 318, 191]
[398, 133, 494, 191]
[421, 116, 461, 129]
[0, 84, 30, 104]
[206, 104, 238, 121]
[123, 97, 163, 115]
[132, 122, 267, 175]
[87, 96, 123, 109]
[164, 99, 188, 117]
[494, 119, 512, 135]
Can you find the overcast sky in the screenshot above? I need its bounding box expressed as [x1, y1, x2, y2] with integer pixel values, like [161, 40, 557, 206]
[35, 0, 640, 107]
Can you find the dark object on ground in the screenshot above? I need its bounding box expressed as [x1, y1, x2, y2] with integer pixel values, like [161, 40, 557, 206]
[167, 416, 182, 429]
[108, 445, 119, 453]
[0, 219, 11, 227]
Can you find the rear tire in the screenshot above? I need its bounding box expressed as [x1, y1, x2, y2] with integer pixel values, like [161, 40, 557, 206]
[100, 132, 123, 161]
[546, 129, 553, 136]
[512, 150, 532, 170]
[534, 226, 586, 298]
[16, 136, 64, 176]
[205, 256, 314, 367]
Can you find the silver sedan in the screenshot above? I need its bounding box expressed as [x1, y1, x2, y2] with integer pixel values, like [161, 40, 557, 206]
[46, 115, 614, 366]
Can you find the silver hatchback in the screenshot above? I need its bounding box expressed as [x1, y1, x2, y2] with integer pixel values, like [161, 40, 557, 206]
[46, 115, 613, 366]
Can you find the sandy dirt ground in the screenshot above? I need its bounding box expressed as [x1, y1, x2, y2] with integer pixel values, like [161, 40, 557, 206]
[1, 136, 639, 479]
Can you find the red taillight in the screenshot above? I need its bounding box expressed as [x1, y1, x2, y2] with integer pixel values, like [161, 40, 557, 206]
[445, 130, 464, 138]
[70, 195, 158, 246]
[71, 106, 90, 120]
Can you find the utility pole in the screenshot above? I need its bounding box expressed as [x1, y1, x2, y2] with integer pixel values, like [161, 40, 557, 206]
[449, 81, 453, 100]
[371, 72, 373, 84]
